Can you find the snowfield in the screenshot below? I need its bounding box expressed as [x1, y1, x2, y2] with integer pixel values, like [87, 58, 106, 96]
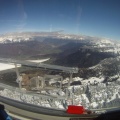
[80, 77, 104, 85]
[0, 58, 50, 71]
[0, 81, 120, 110]
[0, 63, 21, 71]
[27, 58, 50, 63]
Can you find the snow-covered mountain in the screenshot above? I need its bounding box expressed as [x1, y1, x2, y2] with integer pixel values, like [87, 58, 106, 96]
[0, 32, 118, 45]
[1, 32, 120, 80]
[0, 32, 120, 110]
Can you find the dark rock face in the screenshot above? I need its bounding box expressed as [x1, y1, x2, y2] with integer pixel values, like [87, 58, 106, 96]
[70, 81, 81, 86]
[53, 48, 115, 68]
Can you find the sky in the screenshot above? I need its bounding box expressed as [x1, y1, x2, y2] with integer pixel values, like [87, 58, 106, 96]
[0, 0, 120, 40]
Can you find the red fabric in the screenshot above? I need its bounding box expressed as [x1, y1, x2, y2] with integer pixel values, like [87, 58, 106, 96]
[67, 105, 85, 114]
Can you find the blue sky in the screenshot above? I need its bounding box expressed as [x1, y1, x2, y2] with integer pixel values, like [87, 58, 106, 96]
[0, 0, 120, 40]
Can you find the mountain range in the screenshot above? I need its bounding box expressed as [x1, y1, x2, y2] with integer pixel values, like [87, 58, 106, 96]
[0, 32, 120, 82]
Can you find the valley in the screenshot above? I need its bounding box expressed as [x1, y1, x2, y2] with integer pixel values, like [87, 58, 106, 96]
[0, 32, 120, 110]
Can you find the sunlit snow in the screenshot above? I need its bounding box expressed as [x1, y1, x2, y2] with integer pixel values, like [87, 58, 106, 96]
[0, 58, 50, 71]
[0, 63, 21, 71]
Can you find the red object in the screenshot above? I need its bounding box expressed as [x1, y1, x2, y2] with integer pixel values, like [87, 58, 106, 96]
[67, 105, 85, 114]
